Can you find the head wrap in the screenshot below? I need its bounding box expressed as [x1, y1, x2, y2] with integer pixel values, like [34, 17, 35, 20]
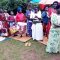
[17, 6, 22, 12]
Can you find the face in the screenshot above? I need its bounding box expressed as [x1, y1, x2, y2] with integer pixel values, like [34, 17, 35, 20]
[17, 7, 22, 13]
[45, 7, 49, 11]
[18, 9, 22, 13]
[29, 7, 31, 11]
[34, 8, 38, 13]
[53, 2, 58, 9]
[19, 10, 22, 13]
[10, 11, 14, 15]
[4, 10, 7, 13]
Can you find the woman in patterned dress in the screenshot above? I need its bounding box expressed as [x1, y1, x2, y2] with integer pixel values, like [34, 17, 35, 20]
[46, 7, 60, 53]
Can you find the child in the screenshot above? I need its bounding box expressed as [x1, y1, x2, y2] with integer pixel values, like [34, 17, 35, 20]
[8, 11, 15, 27]
[4, 10, 9, 20]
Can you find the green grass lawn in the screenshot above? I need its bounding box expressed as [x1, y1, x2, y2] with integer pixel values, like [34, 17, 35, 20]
[0, 38, 60, 60]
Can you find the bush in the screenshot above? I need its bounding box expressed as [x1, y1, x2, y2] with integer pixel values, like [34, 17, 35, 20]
[0, 0, 28, 11]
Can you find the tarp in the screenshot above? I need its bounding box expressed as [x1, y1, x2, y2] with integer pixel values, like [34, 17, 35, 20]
[30, 0, 41, 3]
[39, 0, 60, 4]
[45, 0, 60, 4]
[39, 0, 47, 4]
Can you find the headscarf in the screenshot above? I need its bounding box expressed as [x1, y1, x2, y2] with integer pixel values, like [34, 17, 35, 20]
[17, 6, 22, 12]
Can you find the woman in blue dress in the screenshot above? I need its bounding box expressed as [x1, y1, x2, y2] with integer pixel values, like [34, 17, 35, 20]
[26, 4, 33, 37]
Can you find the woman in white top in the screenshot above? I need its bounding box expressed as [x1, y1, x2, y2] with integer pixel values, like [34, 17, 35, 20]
[30, 7, 43, 41]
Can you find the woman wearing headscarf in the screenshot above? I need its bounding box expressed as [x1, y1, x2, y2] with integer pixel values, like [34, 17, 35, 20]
[30, 7, 43, 41]
[16, 7, 27, 37]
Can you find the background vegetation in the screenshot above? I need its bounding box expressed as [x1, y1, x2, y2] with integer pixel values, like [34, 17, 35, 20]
[0, 0, 30, 12]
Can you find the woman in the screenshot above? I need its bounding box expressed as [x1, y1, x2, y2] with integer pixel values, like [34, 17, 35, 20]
[42, 6, 49, 37]
[46, 7, 60, 53]
[48, 1, 58, 17]
[30, 7, 43, 41]
[4, 10, 9, 20]
[16, 7, 27, 37]
[26, 4, 33, 37]
[0, 9, 8, 36]
[46, 1, 59, 37]
[8, 11, 15, 27]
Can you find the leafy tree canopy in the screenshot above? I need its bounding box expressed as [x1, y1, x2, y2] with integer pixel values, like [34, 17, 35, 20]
[0, 0, 29, 11]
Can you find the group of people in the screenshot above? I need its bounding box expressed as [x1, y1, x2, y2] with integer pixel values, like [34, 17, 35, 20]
[0, 7, 27, 37]
[0, 1, 60, 53]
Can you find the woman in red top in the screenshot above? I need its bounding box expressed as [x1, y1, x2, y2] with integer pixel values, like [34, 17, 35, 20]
[16, 7, 27, 37]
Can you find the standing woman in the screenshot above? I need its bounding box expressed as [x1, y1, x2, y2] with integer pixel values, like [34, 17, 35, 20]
[46, 1, 59, 37]
[46, 7, 60, 53]
[30, 7, 43, 41]
[26, 4, 33, 37]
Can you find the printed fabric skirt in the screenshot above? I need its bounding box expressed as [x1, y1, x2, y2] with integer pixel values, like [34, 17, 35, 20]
[16, 22, 27, 34]
[46, 26, 60, 53]
[32, 23, 43, 40]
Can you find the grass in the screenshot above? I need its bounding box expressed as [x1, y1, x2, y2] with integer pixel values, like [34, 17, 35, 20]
[0, 38, 60, 60]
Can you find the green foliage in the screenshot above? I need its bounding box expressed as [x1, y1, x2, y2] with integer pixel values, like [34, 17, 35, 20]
[0, 0, 28, 11]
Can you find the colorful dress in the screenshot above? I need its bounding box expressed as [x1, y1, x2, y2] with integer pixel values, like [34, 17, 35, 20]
[46, 8, 57, 37]
[46, 13, 60, 53]
[8, 15, 15, 27]
[16, 12, 27, 35]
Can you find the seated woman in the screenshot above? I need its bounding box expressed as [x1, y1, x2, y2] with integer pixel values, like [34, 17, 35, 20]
[0, 9, 8, 36]
[16, 7, 27, 37]
[46, 7, 60, 53]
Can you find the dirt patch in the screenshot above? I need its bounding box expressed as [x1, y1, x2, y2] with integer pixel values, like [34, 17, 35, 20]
[21, 49, 39, 60]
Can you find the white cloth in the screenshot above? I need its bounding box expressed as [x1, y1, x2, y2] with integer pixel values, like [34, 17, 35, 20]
[32, 23, 43, 40]
[16, 22, 27, 30]
[30, 11, 41, 19]
[51, 13, 60, 26]
[4, 13, 9, 20]
[0, 37, 6, 41]
[57, 15, 60, 25]
[30, 10, 43, 40]
[0, 21, 3, 29]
